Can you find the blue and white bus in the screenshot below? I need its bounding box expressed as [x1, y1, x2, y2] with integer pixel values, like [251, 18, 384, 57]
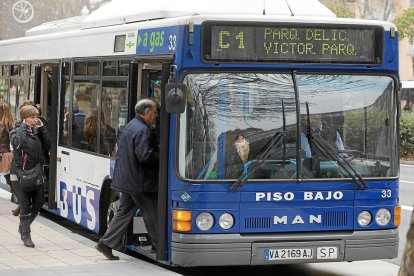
[0, 0, 400, 266]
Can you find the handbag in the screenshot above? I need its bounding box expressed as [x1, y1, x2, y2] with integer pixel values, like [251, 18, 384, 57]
[14, 153, 43, 192]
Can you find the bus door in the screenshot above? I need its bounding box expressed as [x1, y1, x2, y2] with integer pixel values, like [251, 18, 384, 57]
[123, 59, 171, 261]
[32, 63, 59, 209]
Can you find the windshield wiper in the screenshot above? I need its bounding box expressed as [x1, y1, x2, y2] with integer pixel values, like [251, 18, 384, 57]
[228, 131, 283, 191]
[303, 105, 367, 189]
[310, 133, 367, 189]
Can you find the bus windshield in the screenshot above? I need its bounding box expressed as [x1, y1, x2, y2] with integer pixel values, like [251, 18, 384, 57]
[178, 73, 398, 181]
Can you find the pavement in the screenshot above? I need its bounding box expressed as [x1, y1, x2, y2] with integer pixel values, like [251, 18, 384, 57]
[0, 182, 403, 276]
[0, 189, 179, 276]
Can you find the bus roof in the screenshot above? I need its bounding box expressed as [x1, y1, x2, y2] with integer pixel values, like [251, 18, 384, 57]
[26, 0, 336, 36]
[83, 0, 335, 29]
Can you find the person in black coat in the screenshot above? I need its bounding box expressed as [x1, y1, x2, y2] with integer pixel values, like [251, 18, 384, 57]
[96, 99, 159, 260]
[10, 105, 51, 248]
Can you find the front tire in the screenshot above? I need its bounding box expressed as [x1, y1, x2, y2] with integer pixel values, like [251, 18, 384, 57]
[99, 181, 118, 235]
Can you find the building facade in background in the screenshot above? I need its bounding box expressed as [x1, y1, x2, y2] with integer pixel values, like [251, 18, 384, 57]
[0, 0, 107, 39]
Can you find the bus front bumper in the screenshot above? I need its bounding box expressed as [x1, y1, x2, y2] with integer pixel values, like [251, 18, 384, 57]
[170, 229, 398, 267]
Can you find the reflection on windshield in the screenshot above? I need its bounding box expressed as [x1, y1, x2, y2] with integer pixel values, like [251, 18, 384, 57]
[178, 73, 397, 181]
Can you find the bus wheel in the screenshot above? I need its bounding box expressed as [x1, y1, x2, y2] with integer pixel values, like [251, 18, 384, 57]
[107, 199, 120, 226]
[99, 181, 118, 235]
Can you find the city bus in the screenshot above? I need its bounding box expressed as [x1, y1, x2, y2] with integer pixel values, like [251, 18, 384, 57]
[0, 0, 400, 267]
[401, 80, 414, 112]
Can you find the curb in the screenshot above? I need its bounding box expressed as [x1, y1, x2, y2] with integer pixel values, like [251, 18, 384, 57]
[400, 160, 414, 165]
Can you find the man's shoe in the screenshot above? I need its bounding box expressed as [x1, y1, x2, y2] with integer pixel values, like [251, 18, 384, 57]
[12, 205, 20, 216]
[95, 242, 119, 260]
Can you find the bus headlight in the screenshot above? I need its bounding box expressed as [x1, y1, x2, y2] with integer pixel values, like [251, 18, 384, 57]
[357, 211, 372, 227]
[375, 208, 391, 226]
[196, 212, 214, 231]
[219, 213, 234, 230]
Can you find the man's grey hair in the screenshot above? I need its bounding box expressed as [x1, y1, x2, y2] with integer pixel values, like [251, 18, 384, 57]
[135, 99, 156, 115]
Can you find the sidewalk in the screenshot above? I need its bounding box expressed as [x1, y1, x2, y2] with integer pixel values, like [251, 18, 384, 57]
[0, 191, 179, 276]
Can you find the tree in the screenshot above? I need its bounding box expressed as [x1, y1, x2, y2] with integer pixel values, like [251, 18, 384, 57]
[394, 8, 414, 43]
[326, 3, 354, 18]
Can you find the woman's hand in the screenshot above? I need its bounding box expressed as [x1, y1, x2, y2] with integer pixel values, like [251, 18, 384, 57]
[36, 119, 44, 128]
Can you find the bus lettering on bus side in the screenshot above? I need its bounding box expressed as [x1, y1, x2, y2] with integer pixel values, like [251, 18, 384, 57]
[58, 181, 98, 232]
[274, 214, 322, 225]
[256, 192, 295, 201]
[303, 191, 343, 200]
[256, 191, 343, 201]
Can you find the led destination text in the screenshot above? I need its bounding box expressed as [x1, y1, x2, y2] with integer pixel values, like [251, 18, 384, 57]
[205, 23, 382, 64]
[262, 28, 355, 56]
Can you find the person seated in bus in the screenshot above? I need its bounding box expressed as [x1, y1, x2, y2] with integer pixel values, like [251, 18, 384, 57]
[83, 108, 116, 155]
[71, 106, 85, 149]
[300, 113, 345, 156]
[225, 134, 250, 179]
[300, 113, 346, 177]
[96, 99, 159, 260]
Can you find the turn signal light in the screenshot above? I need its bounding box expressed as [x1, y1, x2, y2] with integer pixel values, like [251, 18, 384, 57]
[173, 221, 192, 232]
[172, 210, 192, 232]
[394, 206, 401, 227]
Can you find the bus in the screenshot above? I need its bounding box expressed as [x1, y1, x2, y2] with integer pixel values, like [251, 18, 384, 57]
[401, 80, 414, 112]
[0, 0, 400, 267]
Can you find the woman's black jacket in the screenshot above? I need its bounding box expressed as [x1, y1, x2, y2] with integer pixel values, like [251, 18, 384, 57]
[10, 122, 51, 171]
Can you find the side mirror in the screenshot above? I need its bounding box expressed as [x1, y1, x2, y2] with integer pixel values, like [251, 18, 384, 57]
[165, 83, 187, 114]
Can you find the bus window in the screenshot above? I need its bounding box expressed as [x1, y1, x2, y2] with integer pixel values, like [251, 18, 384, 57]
[59, 79, 71, 146]
[72, 80, 100, 152]
[401, 83, 414, 112]
[297, 74, 397, 177]
[10, 79, 27, 118]
[180, 73, 297, 180]
[0, 79, 8, 104]
[101, 81, 128, 156]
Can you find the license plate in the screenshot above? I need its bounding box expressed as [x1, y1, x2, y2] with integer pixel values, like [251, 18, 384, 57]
[316, 246, 338, 259]
[265, 248, 313, 261]
[264, 246, 338, 261]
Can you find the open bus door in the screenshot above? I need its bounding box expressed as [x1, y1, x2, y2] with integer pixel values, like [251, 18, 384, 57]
[32, 63, 58, 210]
[120, 58, 172, 262]
[47, 65, 59, 209]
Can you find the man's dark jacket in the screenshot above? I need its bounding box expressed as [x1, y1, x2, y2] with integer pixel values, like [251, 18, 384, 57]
[111, 117, 159, 194]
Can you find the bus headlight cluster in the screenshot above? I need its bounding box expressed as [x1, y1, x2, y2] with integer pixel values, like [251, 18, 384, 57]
[195, 212, 235, 231]
[196, 212, 214, 231]
[375, 208, 391, 226]
[357, 211, 372, 227]
[357, 208, 392, 227]
[219, 213, 234, 230]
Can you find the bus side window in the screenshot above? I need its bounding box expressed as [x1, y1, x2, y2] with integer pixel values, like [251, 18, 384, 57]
[101, 81, 128, 157]
[72, 81, 100, 152]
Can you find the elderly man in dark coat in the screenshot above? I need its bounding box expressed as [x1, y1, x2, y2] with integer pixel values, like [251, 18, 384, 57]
[96, 99, 159, 260]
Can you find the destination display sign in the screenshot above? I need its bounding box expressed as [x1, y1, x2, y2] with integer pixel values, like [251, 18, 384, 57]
[202, 22, 383, 65]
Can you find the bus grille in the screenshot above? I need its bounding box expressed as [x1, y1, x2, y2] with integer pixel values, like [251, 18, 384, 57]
[244, 217, 271, 229]
[323, 210, 348, 226]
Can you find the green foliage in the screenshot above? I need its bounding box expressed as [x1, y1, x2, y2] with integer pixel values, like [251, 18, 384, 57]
[394, 9, 414, 43]
[344, 108, 386, 156]
[400, 110, 414, 155]
[327, 3, 353, 18]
